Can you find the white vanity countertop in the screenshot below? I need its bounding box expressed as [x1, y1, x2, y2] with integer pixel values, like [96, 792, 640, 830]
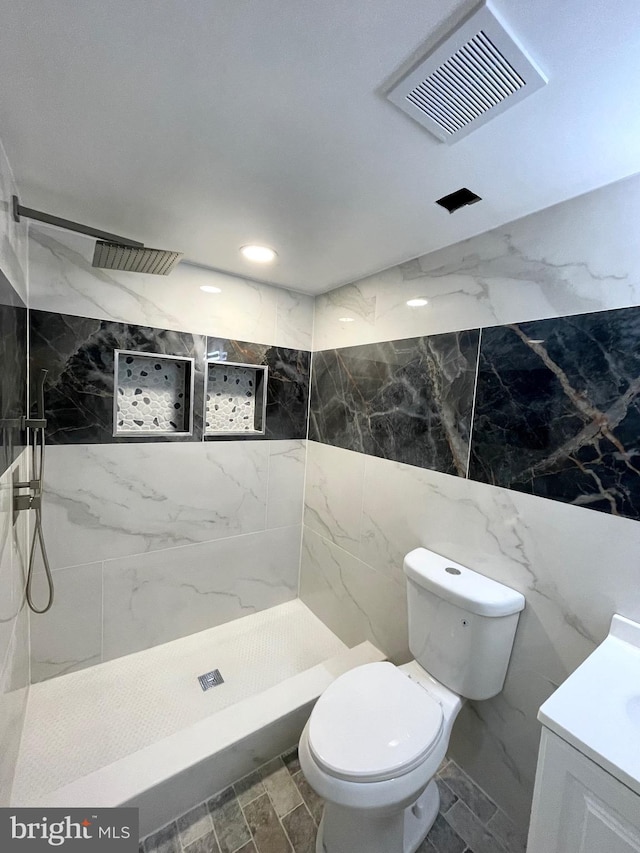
[538, 614, 640, 796]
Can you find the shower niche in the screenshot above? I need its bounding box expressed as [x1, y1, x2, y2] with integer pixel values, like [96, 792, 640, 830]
[205, 361, 267, 436]
[114, 350, 195, 436]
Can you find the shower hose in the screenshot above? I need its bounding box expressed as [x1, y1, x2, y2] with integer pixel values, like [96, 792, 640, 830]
[25, 369, 54, 614]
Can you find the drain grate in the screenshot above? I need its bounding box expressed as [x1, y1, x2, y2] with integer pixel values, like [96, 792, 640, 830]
[198, 669, 224, 692]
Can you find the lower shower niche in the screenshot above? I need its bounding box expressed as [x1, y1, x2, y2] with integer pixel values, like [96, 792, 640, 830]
[205, 360, 267, 436]
[114, 350, 194, 437]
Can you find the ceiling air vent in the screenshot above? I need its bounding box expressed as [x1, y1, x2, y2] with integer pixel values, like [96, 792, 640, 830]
[387, 1, 547, 144]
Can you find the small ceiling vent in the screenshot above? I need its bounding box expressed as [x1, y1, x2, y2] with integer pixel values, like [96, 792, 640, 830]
[387, 1, 547, 144]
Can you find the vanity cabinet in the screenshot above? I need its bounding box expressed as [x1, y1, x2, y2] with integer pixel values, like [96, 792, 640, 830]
[528, 729, 640, 853]
[527, 614, 640, 853]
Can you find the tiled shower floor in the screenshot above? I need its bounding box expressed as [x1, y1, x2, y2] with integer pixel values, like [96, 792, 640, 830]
[141, 748, 528, 853]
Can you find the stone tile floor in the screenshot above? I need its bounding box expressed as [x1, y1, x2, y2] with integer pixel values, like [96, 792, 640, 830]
[141, 749, 527, 853]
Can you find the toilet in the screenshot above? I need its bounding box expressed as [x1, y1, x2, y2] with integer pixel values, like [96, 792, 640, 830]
[299, 547, 525, 853]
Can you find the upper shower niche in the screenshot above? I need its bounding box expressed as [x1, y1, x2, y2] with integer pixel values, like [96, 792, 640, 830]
[114, 350, 194, 436]
[205, 361, 267, 436]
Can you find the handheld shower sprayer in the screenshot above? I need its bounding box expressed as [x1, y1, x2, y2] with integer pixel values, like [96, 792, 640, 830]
[15, 368, 55, 613]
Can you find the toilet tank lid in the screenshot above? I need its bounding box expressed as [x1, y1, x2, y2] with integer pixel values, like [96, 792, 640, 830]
[403, 548, 525, 617]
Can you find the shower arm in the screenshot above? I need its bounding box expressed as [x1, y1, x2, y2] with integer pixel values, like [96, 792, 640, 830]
[12, 195, 143, 248]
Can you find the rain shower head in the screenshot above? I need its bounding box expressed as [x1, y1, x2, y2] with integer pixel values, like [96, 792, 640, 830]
[13, 195, 183, 276]
[93, 242, 182, 275]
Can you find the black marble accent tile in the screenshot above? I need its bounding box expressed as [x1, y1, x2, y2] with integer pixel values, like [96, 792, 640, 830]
[469, 308, 640, 519]
[0, 267, 26, 476]
[206, 339, 310, 441]
[310, 332, 479, 475]
[30, 310, 206, 444]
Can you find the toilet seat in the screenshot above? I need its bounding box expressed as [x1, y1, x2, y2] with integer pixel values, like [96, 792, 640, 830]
[307, 661, 444, 783]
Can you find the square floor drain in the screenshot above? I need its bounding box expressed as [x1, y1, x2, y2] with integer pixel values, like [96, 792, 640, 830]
[198, 669, 224, 692]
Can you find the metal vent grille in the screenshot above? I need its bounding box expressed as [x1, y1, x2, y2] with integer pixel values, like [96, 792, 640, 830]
[387, 2, 546, 144]
[93, 241, 183, 275]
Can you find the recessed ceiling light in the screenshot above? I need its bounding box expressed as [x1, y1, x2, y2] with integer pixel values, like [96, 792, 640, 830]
[240, 245, 277, 263]
[338, 317, 355, 323]
[406, 298, 429, 307]
[200, 285, 221, 294]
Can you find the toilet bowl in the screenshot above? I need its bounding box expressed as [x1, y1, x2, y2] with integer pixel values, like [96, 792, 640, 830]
[299, 660, 463, 853]
[299, 547, 526, 853]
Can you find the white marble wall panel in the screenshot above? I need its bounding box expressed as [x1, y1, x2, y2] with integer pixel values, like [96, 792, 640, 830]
[302, 441, 640, 829]
[30, 563, 102, 683]
[300, 527, 408, 662]
[42, 441, 270, 570]
[102, 525, 300, 661]
[0, 450, 30, 804]
[303, 441, 365, 553]
[0, 607, 29, 805]
[28, 226, 313, 350]
[0, 137, 27, 301]
[314, 174, 640, 350]
[266, 440, 306, 529]
[275, 288, 314, 351]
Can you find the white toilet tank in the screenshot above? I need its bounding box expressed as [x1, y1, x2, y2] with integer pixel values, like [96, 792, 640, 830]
[404, 548, 525, 701]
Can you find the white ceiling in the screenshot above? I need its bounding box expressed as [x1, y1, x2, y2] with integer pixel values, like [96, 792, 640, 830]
[1, 0, 640, 295]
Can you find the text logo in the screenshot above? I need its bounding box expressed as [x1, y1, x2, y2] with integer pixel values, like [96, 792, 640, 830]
[0, 808, 138, 851]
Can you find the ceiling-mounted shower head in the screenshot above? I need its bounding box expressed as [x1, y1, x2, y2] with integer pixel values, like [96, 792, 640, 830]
[13, 195, 183, 276]
[93, 242, 182, 275]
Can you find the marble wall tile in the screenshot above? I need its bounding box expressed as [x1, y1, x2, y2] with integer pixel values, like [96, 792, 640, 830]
[30, 309, 206, 444]
[30, 563, 103, 683]
[312, 173, 640, 351]
[309, 331, 479, 475]
[0, 137, 27, 304]
[312, 282, 377, 350]
[102, 526, 300, 661]
[303, 441, 365, 555]
[299, 527, 409, 662]
[207, 338, 310, 442]
[266, 440, 306, 529]
[0, 449, 30, 804]
[469, 307, 640, 520]
[302, 441, 640, 829]
[28, 227, 314, 350]
[275, 288, 314, 352]
[0, 608, 29, 805]
[0, 460, 24, 676]
[42, 441, 270, 570]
